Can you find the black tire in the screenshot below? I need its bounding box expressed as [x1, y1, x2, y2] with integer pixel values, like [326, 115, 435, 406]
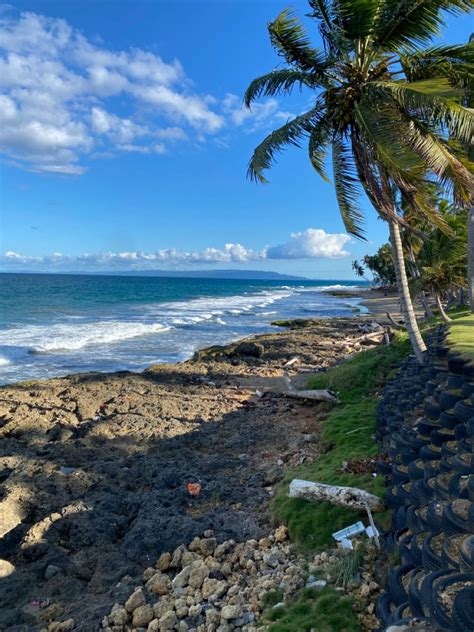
[426, 500, 446, 534]
[454, 422, 468, 440]
[406, 506, 421, 533]
[431, 572, 474, 631]
[424, 460, 441, 480]
[441, 534, 464, 571]
[439, 390, 464, 411]
[439, 410, 461, 430]
[442, 500, 471, 535]
[384, 485, 406, 508]
[454, 399, 474, 422]
[387, 564, 415, 606]
[375, 592, 393, 626]
[424, 399, 442, 420]
[452, 453, 472, 475]
[391, 506, 408, 531]
[448, 355, 468, 375]
[452, 586, 474, 632]
[430, 427, 456, 446]
[410, 479, 434, 507]
[417, 418, 440, 437]
[448, 473, 469, 500]
[408, 568, 428, 617]
[393, 465, 410, 485]
[461, 381, 474, 398]
[422, 533, 444, 572]
[446, 375, 465, 390]
[409, 532, 428, 567]
[459, 534, 473, 571]
[408, 459, 425, 482]
[420, 569, 453, 618]
[434, 473, 452, 501]
[420, 444, 442, 461]
[461, 362, 474, 379]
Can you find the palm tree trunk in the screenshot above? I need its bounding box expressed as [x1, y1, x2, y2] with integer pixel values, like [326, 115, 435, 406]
[388, 217, 427, 363]
[468, 204, 474, 313]
[436, 294, 452, 323]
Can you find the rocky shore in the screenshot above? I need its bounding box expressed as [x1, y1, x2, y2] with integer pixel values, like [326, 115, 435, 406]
[0, 312, 387, 631]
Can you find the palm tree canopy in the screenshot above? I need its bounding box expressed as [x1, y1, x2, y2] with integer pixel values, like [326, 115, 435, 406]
[245, 0, 474, 239]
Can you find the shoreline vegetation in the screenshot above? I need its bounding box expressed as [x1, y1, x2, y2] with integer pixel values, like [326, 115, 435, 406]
[1, 290, 472, 631]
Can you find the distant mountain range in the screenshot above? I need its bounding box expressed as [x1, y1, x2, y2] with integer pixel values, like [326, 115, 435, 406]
[94, 269, 307, 280]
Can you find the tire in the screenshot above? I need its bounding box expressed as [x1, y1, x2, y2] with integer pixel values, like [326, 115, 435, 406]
[430, 427, 456, 446]
[431, 572, 474, 632]
[459, 536, 473, 571]
[434, 473, 452, 501]
[420, 444, 442, 461]
[424, 399, 442, 420]
[446, 375, 465, 390]
[408, 459, 425, 482]
[441, 534, 464, 571]
[375, 592, 393, 626]
[406, 506, 421, 533]
[442, 500, 471, 535]
[452, 586, 474, 632]
[439, 410, 461, 430]
[454, 399, 474, 422]
[448, 473, 469, 500]
[393, 465, 410, 485]
[424, 460, 441, 480]
[417, 418, 440, 438]
[461, 381, 474, 398]
[420, 569, 453, 618]
[448, 355, 468, 375]
[426, 500, 446, 534]
[408, 568, 428, 617]
[422, 533, 444, 572]
[439, 390, 464, 411]
[452, 453, 472, 475]
[454, 422, 468, 440]
[391, 506, 408, 531]
[387, 564, 415, 606]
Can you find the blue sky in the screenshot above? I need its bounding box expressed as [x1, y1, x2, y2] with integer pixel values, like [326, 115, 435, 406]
[0, 1, 471, 279]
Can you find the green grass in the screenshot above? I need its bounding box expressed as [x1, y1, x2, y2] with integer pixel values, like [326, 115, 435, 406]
[272, 332, 412, 549]
[264, 587, 362, 632]
[447, 313, 474, 362]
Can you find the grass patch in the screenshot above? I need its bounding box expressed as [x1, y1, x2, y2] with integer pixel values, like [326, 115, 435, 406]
[264, 587, 361, 632]
[447, 314, 474, 362]
[273, 332, 412, 548]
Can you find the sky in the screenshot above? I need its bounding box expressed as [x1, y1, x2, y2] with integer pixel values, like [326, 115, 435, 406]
[0, 1, 471, 279]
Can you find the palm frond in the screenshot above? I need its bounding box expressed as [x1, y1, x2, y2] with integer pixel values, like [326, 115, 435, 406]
[400, 43, 474, 83]
[354, 99, 425, 182]
[308, 118, 331, 181]
[247, 106, 323, 183]
[372, 1, 473, 51]
[244, 69, 323, 108]
[335, 0, 380, 40]
[268, 9, 326, 72]
[368, 78, 474, 144]
[404, 123, 473, 204]
[332, 136, 366, 238]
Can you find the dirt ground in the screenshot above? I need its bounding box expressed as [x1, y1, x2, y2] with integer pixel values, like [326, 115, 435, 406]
[0, 316, 379, 631]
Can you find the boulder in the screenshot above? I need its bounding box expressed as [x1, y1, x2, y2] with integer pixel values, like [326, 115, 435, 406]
[232, 342, 264, 358]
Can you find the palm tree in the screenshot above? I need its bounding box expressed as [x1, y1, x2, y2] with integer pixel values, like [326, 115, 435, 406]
[412, 206, 467, 322]
[245, 0, 473, 363]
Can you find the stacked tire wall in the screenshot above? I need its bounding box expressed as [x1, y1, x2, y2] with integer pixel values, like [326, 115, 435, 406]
[375, 325, 473, 631]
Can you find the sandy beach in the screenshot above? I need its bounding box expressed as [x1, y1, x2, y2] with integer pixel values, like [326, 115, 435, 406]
[0, 293, 399, 630]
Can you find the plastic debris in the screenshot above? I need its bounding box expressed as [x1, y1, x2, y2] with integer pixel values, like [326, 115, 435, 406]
[332, 521, 365, 541]
[186, 482, 201, 496]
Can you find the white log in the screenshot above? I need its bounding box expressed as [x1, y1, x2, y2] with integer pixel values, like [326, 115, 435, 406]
[289, 479, 385, 512]
[283, 357, 300, 367]
[286, 389, 339, 403]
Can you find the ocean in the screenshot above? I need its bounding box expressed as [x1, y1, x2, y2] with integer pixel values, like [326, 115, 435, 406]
[0, 273, 368, 384]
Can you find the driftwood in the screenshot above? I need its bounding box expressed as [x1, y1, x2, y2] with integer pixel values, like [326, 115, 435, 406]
[386, 312, 406, 331]
[289, 479, 385, 512]
[283, 372, 339, 403]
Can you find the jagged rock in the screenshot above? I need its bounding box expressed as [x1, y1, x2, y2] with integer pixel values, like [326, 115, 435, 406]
[200, 537, 217, 556]
[221, 604, 242, 620]
[146, 572, 171, 595]
[156, 552, 172, 572]
[132, 604, 154, 627]
[158, 610, 177, 630]
[124, 588, 146, 613]
[172, 565, 192, 589]
[109, 605, 129, 626]
[233, 342, 264, 358]
[188, 561, 209, 589]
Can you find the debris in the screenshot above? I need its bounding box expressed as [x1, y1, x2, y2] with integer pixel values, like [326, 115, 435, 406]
[186, 482, 202, 496]
[283, 357, 299, 367]
[332, 522, 366, 542]
[289, 479, 385, 512]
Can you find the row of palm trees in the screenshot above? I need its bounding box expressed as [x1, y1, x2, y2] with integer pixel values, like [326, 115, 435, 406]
[353, 198, 468, 323]
[244, 0, 473, 364]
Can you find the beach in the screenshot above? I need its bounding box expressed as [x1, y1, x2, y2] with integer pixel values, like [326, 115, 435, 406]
[0, 290, 397, 631]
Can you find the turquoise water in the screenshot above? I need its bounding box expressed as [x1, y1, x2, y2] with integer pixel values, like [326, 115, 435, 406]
[0, 273, 367, 384]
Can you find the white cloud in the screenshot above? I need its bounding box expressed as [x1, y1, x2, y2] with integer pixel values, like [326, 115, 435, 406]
[267, 229, 351, 259]
[222, 93, 294, 133]
[0, 9, 223, 173]
[1, 228, 351, 270]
